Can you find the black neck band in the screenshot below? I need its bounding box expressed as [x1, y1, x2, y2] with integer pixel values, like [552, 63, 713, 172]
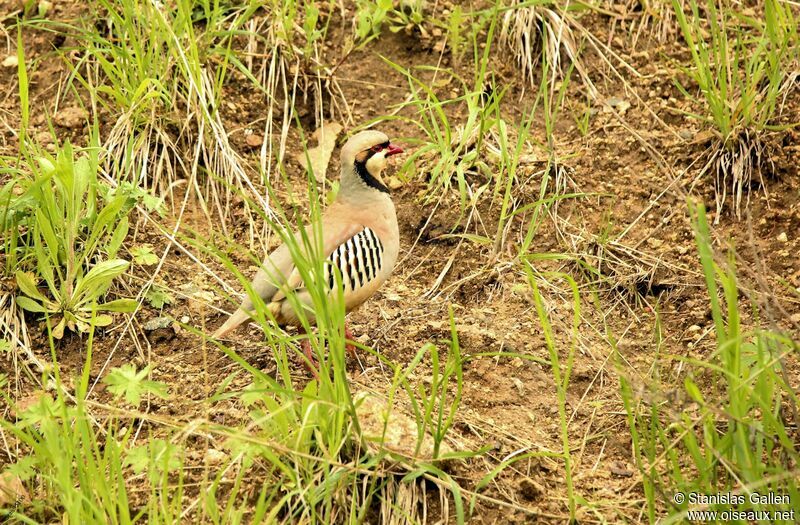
[354, 160, 390, 194]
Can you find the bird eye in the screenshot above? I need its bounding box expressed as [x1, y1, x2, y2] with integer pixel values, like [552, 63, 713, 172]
[370, 144, 383, 153]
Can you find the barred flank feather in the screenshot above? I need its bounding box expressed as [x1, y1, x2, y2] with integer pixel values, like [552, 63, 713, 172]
[326, 227, 384, 293]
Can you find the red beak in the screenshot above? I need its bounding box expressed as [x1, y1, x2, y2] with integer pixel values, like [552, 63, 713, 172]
[385, 143, 404, 157]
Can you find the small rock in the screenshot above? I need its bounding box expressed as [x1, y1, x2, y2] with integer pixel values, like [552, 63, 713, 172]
[512, 377, 525, 396]
[610, 461, 634, 477]
[54, 106, 88, 129]
[2, 55, 18, 68]
[777, 232, 788, 243]
[204, 448, 227, 465]
[35, 130, 53, 145]
[245, 133, 263, 148]
[519, 478, 544, 501]
[688, 324, 701, 332]
[387, 175, 403, 190]
[678, 130, 693, 140]
[144, 317, 172, 331]
[384, 292, 401, 302]
[790, 313, 800, 324]
[144, 317, 176, 344]
[180, 315, 190, 324]
[355, 393, 453, 462]
[187, 290, 216, 313]
[605, 96, 630, 113]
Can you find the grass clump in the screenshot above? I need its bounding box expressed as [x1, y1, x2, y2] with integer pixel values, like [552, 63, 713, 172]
[620, 202, 800, 523]
[672, 0, 798, 221]
[42, 0, 270, 230]
[499, 1, 593, 95]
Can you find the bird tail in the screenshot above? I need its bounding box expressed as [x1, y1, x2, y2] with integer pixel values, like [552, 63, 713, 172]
[211, 302, 281, 339]
[211, 309, 250, 339]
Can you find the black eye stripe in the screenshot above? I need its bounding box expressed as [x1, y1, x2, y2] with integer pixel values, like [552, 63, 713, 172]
[368, 141, 391, 154]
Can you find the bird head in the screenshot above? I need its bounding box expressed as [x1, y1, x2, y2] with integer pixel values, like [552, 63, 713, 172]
[340, 130, 403, 195]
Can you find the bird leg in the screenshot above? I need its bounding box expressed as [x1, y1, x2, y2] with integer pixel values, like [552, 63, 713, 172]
[344, 321, 357, 356]
[301, 336, 319, 379]
[300, 323, 357, 378]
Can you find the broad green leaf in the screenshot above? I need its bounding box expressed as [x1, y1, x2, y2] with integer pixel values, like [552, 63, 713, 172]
[36, 156, 55, 175]
[97, 298, 138, 312]
[90, 314, 114, 327]
[84, 195, 126, 255]
[684, 378, 705, 404]
[107, 216, 129, 258]
[35, 208, 61, 262]
[15, 271, 47, 302]
[74, 259, 130, 299]
[14, 296, 47, 313]
[32, 230, 57, 293]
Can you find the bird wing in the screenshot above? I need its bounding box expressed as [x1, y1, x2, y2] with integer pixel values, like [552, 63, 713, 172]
[269, 221, 367, 303]
[212, 219, 364, 338]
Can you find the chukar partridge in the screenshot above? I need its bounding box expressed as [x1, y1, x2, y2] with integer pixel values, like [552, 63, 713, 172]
[212, 129, 403, 365]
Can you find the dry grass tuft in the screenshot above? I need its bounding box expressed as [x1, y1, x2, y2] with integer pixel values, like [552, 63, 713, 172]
[500, 3, 594, 95]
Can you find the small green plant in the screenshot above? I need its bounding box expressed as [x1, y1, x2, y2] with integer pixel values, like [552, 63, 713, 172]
[672, 0, 798, 220]
[129, 244, 159, 266]
[381, 6, 503, 228]
[387, 63, 498, 221]
[103, 364, 169, 406]
[145, 285, 173, 309]
[44, 0, 270, 229]
[354, 0, 393, 44]
[0, 332, 183, 523]
[385, 306, 464, 459]
[389, 0, 426, 34]
[2, 28, 34, 277]
[574, 98, 591, 137]
[523, 266, 580, 521]
[14, 142, 137, 338]
[445, 5, 465, 63]
[0, 162, 30, 277]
